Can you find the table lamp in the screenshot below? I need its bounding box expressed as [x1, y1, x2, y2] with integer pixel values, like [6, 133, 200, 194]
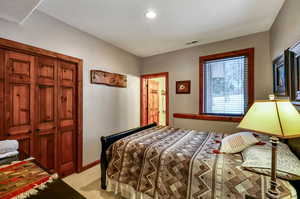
[238, 97, 300, 198]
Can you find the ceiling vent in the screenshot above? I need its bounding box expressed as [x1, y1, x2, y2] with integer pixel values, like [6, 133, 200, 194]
[186, 40, 199, 45]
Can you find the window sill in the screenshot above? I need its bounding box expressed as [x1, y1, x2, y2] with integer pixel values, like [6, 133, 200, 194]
[173, 113, 243, 122]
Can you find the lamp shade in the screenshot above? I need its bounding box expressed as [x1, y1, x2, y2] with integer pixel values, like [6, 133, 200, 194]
[238, 100, 300, 138]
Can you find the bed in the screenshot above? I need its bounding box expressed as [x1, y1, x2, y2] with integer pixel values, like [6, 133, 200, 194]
[100, 123, 299, 199]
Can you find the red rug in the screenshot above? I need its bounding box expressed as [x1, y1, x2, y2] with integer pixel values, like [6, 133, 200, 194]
[0, 160, 57, 199]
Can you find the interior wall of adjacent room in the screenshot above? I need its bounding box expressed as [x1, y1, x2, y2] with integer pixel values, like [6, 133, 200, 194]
[151, 77, 166, 126]
[141, 31, 272, 133]
[0, 11, 141, 166]
[270, 0, 300, 59]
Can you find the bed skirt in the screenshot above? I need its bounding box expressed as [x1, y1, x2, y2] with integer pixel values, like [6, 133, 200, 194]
[107, 177, 153, 199]
[107, 175, 297, 199]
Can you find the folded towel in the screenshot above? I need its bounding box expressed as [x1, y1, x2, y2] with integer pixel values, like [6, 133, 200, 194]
[0, 140, 19, 154]
[0, 151, 19, 159]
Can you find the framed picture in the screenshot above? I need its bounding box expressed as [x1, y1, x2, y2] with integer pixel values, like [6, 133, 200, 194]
[290, 40, 300, 102]
[273, 50, 290, 97]
[293, 57, 300, 101]
[298, 62, 300, 90]
[298, 62, 300, 92]
[277, 66, 285, 89]
[176, 80, 191, 94]
[296, 91, 300, 101]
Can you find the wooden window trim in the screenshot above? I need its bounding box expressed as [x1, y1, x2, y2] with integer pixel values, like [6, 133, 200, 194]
[174, 48, 254, 122]
[173, 113, 242, 122]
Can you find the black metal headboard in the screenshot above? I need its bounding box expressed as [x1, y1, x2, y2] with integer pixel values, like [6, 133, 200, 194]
[100, 123, 157, 189]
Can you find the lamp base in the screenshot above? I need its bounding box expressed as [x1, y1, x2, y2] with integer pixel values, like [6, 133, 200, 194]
[266, 186, 279, 199]
[266, 136, 279, 199]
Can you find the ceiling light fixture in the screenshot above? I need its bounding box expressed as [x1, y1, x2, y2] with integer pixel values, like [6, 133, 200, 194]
[145, 10, 157, 19]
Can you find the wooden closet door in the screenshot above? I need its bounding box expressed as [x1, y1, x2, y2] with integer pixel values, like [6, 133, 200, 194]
[58, 60, 77, 176]
[34, 56, 57, 172]
[4, 51, 35, 159]
[0, 50, 4, 140]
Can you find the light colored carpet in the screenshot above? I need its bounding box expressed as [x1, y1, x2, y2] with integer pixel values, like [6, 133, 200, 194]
[63, 165, 123, 199]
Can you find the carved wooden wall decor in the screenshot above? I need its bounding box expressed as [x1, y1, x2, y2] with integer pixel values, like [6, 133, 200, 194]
[91, 70, 127, 88]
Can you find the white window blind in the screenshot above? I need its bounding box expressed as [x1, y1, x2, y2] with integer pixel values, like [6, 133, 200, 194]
[204, 56, 248, 115]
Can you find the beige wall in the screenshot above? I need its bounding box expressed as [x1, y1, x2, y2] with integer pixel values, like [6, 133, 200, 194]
[0, 11, 141, 166]
[1, 0, 297, 165]
[270, 0, 300, 59]
[142, 32, 272, 133]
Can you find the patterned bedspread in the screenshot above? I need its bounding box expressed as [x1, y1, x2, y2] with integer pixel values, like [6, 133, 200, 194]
[106, 126, 297, 199]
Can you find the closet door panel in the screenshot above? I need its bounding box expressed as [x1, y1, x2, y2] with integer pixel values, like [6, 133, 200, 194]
[35, 56, 57, 171]
[5, 51, 35, 140]
[60, 87, 74, 121]
[37, 132, 55, 170]
[38, 86, 55, 122]
[10, 84, 31, 127]
[58, 60, 77, 176]
[39, 64, 54, 80]
[60, 130, 74, 164]
[61, 65, 75, 86]
[8, 53, 33, 83]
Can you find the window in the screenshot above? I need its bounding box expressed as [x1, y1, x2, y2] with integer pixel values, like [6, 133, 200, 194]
[204, 56, 247, 115]
[200, 48, 254, 118]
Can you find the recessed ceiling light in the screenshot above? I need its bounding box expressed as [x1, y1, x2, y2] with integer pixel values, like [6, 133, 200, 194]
[145, 10, 157, 19]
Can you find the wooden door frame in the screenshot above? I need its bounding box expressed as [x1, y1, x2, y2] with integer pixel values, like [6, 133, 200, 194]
[140, 72, 169, 126]
[0, 38, 83, 173]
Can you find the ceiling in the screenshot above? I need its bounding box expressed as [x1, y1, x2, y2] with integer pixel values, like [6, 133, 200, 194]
[0, 0, 42, 24]
[23, 0, 287, 57]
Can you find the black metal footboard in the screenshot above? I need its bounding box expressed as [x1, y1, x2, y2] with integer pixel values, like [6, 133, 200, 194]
[100, 123, 157, 189]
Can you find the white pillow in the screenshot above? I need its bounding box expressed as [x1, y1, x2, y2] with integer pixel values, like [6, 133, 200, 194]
[0, 140, 19, 154]
[220, 132, 259, 153]
[242, 142, 300, 180]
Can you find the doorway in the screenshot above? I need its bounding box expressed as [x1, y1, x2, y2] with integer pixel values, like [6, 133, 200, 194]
[141, 72, 169, 126]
